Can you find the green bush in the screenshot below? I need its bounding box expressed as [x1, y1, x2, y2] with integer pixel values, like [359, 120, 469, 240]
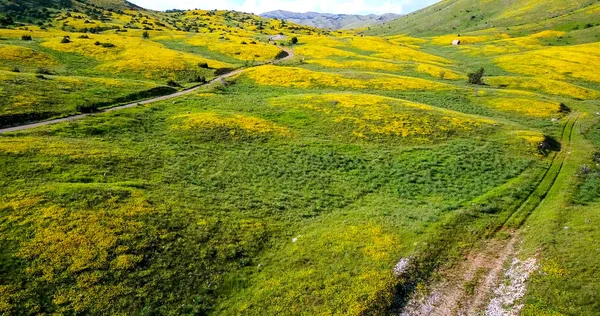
[61, 36, 71, 44]
[35, 67, 52, 75]
[275, 50, 289, 59]
[290, 36, 298, 45]
[166, 79, 181, 87]
[142, 31, 150, 38]
[467, 67, 485, 85]
[198, 62, 209, 69]
[21, 34, 32, 41]
[76, 104, 100, 113]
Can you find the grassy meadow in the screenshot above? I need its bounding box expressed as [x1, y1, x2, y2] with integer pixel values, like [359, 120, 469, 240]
[0, 0, 599, 315]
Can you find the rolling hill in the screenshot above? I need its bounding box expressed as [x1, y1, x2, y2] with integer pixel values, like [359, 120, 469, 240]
[368, 0, 600, 36]
[0, 0, 599, 315]
[261, 10, 401, 30]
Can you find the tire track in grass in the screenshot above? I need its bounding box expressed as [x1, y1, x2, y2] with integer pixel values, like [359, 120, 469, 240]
[396, 113, 580, 315]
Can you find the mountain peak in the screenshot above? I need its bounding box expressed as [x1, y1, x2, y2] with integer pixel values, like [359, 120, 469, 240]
[260, 10, 401, 30]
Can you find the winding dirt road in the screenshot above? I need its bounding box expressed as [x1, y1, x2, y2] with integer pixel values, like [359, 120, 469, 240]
[0, 47, 294, 134]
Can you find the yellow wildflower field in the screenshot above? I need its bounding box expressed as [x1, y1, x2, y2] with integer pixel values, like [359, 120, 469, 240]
[0, 137, 130, 158]
[495, 42, 600, 83]
[41, 34, 232, 78]
[187, 34, 283, 61]
[350, 37, 451, 64]
[486, 76, 600, 100]
[416, 63, 462, 80]
[306, 59, 403, 71]
[172, 112, 289, 137]
[0, 45, 57, 68]
[484, 97, 562, 118]
[270, 93, 495, 141]
[431, 33, 510, 45]
[461, 30, 566, 56]
[244, 65, 451, 91]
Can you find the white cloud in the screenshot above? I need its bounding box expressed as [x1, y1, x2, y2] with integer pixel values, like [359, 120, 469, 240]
[128, 0, 439, 15]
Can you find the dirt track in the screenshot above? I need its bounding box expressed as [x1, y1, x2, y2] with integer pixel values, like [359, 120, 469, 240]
[400, 113, 581, 315]
[0, 47, 294, 134]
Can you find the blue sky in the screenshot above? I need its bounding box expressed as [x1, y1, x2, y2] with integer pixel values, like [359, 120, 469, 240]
[129, 0, 440, 15]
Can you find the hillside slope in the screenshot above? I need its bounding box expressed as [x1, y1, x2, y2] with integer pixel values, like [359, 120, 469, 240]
[261, 10, 400, 30]
[369, 0, 600, 36]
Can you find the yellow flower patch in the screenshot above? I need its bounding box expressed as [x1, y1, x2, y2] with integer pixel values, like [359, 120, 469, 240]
[495, 42, 600, 83]
[42, 34, 232, 78]
[187, 34, 283, 61]
[245, 65, 450, 91]
[515, 130, 546, 146]
[173, 112, 289, 136]
[350, 37, 451, 64]
[431, 33, 510, 45]
[0, 45, 57, 67]
[487, 76, 600, 100]
[306, 59, 403, 71]
[271, 93, 494, 141]
[0, 137, 129, 158]
[296, 45, 358, 59]
[485, 97, 562, 117]
[386, 34, 428, 48]
[416, 63, 462, 80]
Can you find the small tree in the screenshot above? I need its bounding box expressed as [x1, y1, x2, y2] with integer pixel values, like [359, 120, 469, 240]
[198, 62, 209, 69]
[142, 31, 150, 39]
[468, 67, 485, 85]
[290, 36, 298, 45]
[21, 35, 33, 41]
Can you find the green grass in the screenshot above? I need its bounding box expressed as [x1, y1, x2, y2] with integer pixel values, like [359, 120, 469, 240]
[0, 70, 172, 127]
[0, 79, 541, 314]
[0, 1, 599, 315]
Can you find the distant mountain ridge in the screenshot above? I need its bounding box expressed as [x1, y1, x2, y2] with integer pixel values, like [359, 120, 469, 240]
[261, 10, 401, 30]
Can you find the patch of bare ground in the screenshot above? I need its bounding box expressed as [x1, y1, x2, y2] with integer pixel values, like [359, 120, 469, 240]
[400, 233, 520, 316]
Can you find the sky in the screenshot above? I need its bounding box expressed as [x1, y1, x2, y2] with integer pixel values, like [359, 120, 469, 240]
[128, 0, 440, 15]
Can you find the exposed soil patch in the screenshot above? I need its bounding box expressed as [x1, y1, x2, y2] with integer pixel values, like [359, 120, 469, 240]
[400, 235, 518, 316]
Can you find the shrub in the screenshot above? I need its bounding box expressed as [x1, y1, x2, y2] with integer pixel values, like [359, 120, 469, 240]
[559, 103, 571, 113]
[94, 41, 101, 45]
[241, 41, 247, 45]
[190, 76, 207, 84]
[61, 36, 71, 44]
[36, 67, 52, 75]
[11, 68, 20, 73]
[35, 74, 47, 80]
[214, 68, 235, 76]
[198, 62, 209, 69]
[539, 135, 562, 155]
[290, 36, 298, 45]
[101, 43, 115, 48]
[21, 35, 32, 41]
[166, 79, 181, 87]
[142, 31, 150, 38]
[275, 50, 289, 60]
[467, 67, 485, 85]
[76, 104, 100, 113]
[78, 34, 90, 39]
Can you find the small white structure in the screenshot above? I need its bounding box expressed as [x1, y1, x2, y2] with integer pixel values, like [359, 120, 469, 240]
[452, 39, 461, 45]
[269, 34, 287, 41]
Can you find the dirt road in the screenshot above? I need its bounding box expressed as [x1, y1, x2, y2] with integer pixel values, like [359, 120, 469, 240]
[0, 47, 294, 134]
[399, 113, 581, 315]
